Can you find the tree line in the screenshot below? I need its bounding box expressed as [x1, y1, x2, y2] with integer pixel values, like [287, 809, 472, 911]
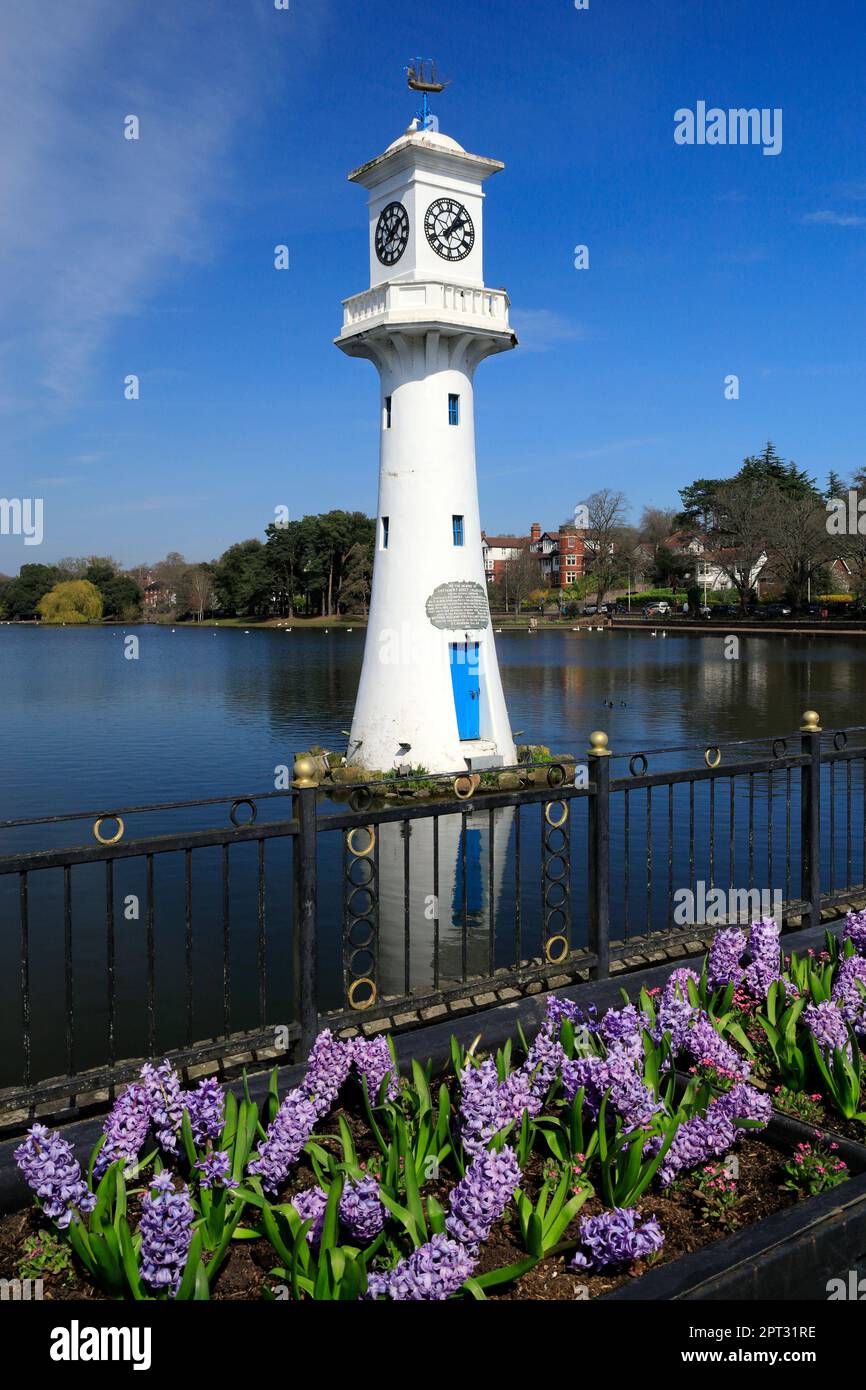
[0, 511, 375, 622]
[489, 443, 866, 614]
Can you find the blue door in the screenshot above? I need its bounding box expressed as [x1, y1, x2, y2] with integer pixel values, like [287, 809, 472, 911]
[449, 642, 480, 739]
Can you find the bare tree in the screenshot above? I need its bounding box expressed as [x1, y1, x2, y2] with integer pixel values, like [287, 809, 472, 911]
[502, 550, 543, 615]
[186, 565, 215, 622]
[706, 479, 770, 609]
[762, 488, 844, 608]
[580, 489, 629, 604]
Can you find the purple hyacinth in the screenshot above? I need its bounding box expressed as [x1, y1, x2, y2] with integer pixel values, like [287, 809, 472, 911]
[352, 1035, 399, 1103]
[292, 1185, 328, 1244]
[561, 1048, 661, 1132]
[523, 1021, 567, 1093]
[373, 1233, 476, 1301]
[707, 928, 746, 991]
[601, 1004, 648, 1058]
[663, 967, 700, 1002]
[445, 1146, 521, 1252]
[658, 1106, 737, 1186]
[682, 1015, 750, 1078]
[844, 909, 866, 956]
[743, 918, 781, 998]
[804, 1000, 852, 1060]
[305, 1029, 353, 1118]
[340, 1177, 386, 1243]
[194, 1149, 237, 1190]
[14, 1123, 97, 1230]
[184, 1077, 225, 1148]
[459, 1057, 502, 1157]
[94, 1082, 151, 1178]
[658, 1082, 770, 1186]
[546, 995, 597, 1033]
[832, 954, 866, 1033]
[571, 1207, 664, 1271]
[139, 1172, 194, 1296]
[247, 1087, 318, 1195]
[654, 990, 698, 1054]
[140, 1060, 185, 1156]
[714, 1082, 773, 1126]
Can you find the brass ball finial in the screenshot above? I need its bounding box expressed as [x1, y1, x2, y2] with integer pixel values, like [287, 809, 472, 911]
[588, 729, 611, 757]
[800, 710, 822, 733]
[293, 754, 319, 788]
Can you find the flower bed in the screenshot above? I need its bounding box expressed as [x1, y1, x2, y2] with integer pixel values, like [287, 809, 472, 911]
[5, 914, 866, 1302]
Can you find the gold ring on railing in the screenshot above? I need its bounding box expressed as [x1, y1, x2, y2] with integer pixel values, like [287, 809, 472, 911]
[544, 934, 569, 965]
[453, 775, 475, 800]
[544, 800, 569, 829]
[704, 746, 722, 769]
[348, 785, 373, 812]
[348, 977, 377, 1010]
[347, 825, 376, 858]
[93, 815, 125, 845]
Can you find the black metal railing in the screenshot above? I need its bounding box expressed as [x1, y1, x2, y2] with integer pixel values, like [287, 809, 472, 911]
[1, 710, 865, 1126]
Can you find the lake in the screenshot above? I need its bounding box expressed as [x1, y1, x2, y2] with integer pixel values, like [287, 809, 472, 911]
[1, 624, 864, 1087]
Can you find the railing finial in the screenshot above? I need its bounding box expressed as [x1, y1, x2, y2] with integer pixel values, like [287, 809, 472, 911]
[588, 729, 611, 758]
[800, 710, 822, 733]
[293, 754, 320, 789]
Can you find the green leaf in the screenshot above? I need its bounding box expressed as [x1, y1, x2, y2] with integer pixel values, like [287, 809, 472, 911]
[473, 1256, 538, 1289]
[175, 1229, 205, 1302]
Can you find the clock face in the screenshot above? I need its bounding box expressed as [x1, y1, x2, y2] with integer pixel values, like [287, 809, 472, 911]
[375, 202, 409, 266]
[424, 198, 475, 262]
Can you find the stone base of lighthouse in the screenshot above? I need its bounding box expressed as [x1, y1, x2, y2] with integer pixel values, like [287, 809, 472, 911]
[348, 616, 515, 775]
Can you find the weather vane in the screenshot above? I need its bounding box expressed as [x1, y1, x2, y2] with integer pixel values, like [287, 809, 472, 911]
[406, 58, 451, 132]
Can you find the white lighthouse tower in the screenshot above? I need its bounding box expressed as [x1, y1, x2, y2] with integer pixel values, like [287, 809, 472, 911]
[336, 67, 517, 775]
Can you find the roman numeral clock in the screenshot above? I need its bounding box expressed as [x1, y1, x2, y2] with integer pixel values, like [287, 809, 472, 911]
[336, 65, 517, 776]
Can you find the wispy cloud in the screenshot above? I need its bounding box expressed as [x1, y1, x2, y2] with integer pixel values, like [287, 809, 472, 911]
[801, 210, 866, 227]
[0, 3, 326, 414]
[511, 309, 587, 353]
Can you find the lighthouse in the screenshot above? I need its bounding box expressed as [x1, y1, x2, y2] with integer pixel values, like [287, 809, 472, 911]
[336, 68, 517, 775]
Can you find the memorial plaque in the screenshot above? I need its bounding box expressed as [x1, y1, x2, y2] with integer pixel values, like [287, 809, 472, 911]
[425, 580, 490, 631]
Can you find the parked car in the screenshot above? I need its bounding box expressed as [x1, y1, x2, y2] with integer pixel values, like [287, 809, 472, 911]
[643, 601, 671, 618]
[582, 604, 598, 616]
[757, 603, 792, 619]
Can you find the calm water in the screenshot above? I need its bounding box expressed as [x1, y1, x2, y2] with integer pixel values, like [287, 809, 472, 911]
[1, 625, 864, 1086]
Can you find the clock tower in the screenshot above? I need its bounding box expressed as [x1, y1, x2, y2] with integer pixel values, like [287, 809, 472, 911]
[336, 75, 517, 775]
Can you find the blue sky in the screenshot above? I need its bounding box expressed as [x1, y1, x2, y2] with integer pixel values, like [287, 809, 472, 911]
[2, 0, 865, 569]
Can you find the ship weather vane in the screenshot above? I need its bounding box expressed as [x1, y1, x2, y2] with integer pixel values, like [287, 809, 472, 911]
[406, 58, 451, 132]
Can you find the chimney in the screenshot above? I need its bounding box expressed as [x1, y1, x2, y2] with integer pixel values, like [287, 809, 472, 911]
[530, 522, 541, 541]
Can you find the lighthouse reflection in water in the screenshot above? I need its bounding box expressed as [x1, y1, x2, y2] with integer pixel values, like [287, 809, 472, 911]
[374, 806, 517, 995]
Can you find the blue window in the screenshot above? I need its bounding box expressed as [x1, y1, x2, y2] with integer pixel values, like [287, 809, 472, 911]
[452, 514, 464, 546]
[384, 396, 392, 429]
[381, 516, 389, 549]
[448, 393, 460, 426]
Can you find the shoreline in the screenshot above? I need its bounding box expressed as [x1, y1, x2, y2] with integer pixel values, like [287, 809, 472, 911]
[2, 616, 865, 638]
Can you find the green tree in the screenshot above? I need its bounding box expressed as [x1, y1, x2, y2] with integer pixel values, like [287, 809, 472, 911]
[263, 520, 305, 616]
[37, 580, 103, 624]
[338, 538, 373, 615]
[99, 574, 143, 619]
[0, 564, 64, 619]
[214, 540, 272, 616]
